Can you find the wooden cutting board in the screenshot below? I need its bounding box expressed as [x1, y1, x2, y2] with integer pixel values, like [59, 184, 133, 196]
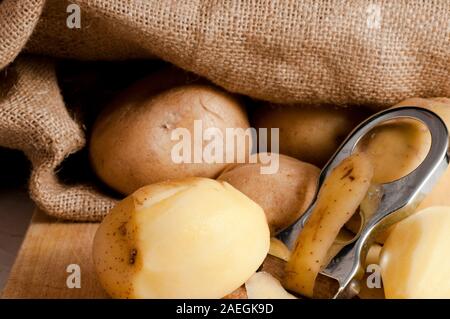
[1, 209, 108, 298]
[1, 209, 384, 299]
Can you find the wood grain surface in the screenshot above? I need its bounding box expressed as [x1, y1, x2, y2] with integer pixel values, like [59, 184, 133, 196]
[1, 210, 384, 299]
[1, 210, 108, 298]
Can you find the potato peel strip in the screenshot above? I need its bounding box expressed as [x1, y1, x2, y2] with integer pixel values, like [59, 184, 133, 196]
[283, 152, 373, 297]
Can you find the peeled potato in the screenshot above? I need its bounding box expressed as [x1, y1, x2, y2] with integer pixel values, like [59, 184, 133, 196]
[357, 97, 450, 185]
[418, 166, 450, 210]
[393, 98, 450, 210]
[251, 104, 369, 166]
[380, 206, 450, 298]
[90, 83, 251, 194]
[358, 273, 385, 299]
[358, 244, 384, 299]
[365, 244, 382, 267]
[245, 272, 297, 299]
[269, 238, 291, 262]
[218, 153, 320, 234]
[225, 254, 292, 299]
[93, 177, 270, 298]
[284, 152, 373, 297]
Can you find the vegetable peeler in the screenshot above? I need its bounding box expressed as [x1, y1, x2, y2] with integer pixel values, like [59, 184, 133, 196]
[278, 107, 449, 299]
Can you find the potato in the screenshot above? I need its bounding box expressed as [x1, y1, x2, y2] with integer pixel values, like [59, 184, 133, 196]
[251, 104, 369, 166]
[357, 244, 385, 300]
[356, 97, 450, 184]
[92, 177, 270, 298]
[283, 152, 373, 297]
[245, 272, 297, 299]
[224, 254, 291, 299]
[269, 238, 291, 262]
[218, 153, 320, 234]
[394, 97, 450, 121]
[393, 98, 450, 210]
[358, 274, 385, 299]
[418, 166, 450, 210]
[90, 83, 251, 194]
[365, 244, 382, 267]
[380, 206, 450, 298]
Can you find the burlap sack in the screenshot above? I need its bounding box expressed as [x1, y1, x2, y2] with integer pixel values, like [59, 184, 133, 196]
[0, 0, 449, 220]
[0, 56, 117, 220]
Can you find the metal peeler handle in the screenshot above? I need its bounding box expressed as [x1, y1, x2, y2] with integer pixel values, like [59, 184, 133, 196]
[278, 107, 449, 298]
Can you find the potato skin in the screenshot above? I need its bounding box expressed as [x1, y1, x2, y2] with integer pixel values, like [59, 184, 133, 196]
[217, 153, 320, 235]
[251, 104, 369, 167]
[90, 83, 250, 194]
[283, 152, 373, 297]
[355, 119, 430, 184]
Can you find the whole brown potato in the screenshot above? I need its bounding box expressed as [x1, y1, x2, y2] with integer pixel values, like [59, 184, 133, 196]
[251, 104, 369, 167]
[90, 83, 251, 194]
[217, 153, 320, 234]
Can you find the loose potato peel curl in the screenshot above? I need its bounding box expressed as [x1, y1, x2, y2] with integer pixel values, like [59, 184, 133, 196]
[283, 152, 374, 298]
